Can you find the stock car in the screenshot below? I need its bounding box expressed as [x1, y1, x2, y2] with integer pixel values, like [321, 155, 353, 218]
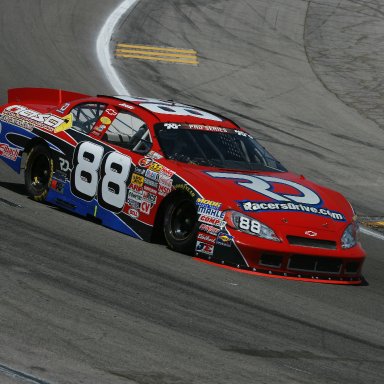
[0, 88, 366, 284]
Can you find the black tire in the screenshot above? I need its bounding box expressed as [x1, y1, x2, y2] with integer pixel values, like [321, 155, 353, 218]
[25, 144, 54, 201]
[163, 195, 198, 254]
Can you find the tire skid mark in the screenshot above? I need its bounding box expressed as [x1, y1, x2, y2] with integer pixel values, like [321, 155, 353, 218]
[0, 197, 22, 208]
[0, 363, 52, 384]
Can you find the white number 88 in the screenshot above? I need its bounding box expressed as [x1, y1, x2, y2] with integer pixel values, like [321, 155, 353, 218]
[239, 216, 261, 234]
[72, 142, 132, 212]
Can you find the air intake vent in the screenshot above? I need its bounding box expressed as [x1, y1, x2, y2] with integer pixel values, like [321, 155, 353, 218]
[286, 236, 337, 250]
[345, 262, 360, 274]
[288, 255, 342, 274]
[260, 254, 283, 268]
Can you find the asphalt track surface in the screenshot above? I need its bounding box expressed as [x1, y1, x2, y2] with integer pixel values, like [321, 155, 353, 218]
[0, 1, 383, 383]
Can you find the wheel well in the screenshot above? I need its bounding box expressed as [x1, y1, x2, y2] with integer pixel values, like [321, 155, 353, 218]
[23, 138, 49, 156]
[151, 190, 195, 243]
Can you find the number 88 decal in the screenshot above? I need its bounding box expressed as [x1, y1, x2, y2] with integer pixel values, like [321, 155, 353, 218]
[71, 142, 131, 212]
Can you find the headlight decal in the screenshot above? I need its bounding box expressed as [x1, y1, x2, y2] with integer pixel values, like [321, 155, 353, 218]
[224, 210, 280, 242]
[235, 214, 261, 235]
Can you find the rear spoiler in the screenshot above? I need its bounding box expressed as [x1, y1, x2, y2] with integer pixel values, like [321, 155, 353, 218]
[8, 88, 89, 107]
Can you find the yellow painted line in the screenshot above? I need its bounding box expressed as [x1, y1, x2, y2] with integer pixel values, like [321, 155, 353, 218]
[116, 49, 196, 59]
[115, 53, 198, 64]
[116, 43, 196, 54]
[115, 43, 198, 65]
[362, 221, 384, 228]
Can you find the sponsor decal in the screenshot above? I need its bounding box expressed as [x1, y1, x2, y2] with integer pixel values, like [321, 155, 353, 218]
[199, 214, 226, 228]
[53, 170, 67, 182]
[216, 240, 231, 248]
[143, 191, 157, 204]
[197, 206, 225, 219]
[118, 103, 134, 110]
[100, 116, 111, 125]
[239, 201, 345, 221]
[2, 105, 67, 132]
[128, 183, 143, 192]
[208, 173, 322, 205]
[0, 143, 20, 161]
[57, 102, 70, 114]
[159, 175, 172, 188]
[128, 208, 139, 219]
[147, 150, 163, 160]
[216, 231, 233, 247]
[208, 172, 346, 222]
[134, 167, 146, 176]
[216, 241, 231, 248]
[199, 223, 221, 235]
[145, 169, 159, 181]
[234, 130, 251, 138]
[143, 184, 157, 194]
[0, 111, 34, 131]
[164, 123, 181, 129]
[93, 124, 106, 133]
[128, 200, 140, 210]
[188, 124, 228, 133]
[196, 241, 214, 255]
[105, 108, 118, 116]
[131, 173, 144, 187]
[148, 162, 163, 173]
[51, 179, 64, 193]
[144, 178, 158, 189]
[53, 113, 73, 133]
[160, 167, 175, 178]
[128, 190, 143, 203]
[174, 183, 196, 198]
[158, 184, 171, 196]
[140, 201, 151, 215]
[217, 232, 233, 242]
[138, 157, 153, 167]
[196, 198, 221, 209]
[59, 158, 70, 172]
[197, 232, 216, 244]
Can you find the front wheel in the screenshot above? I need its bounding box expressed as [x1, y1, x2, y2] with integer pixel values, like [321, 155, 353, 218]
[163, 196, 198, 254]
[25, 144, 54, 201]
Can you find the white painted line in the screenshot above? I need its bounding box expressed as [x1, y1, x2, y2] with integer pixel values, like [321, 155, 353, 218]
[96, 0, 140, 95]
[360, 226, 384, 241]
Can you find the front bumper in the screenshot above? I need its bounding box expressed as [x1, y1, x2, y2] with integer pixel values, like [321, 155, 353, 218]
[195, 229, 366, 285]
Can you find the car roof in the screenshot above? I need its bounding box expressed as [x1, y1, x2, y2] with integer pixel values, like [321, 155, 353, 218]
[5, 89, 239, 129]
[107, 95, 240, 129]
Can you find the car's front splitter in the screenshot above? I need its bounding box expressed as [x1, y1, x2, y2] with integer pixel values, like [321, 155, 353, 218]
[193, 256, 363, 285]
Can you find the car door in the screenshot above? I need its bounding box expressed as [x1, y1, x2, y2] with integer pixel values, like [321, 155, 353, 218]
[50, 102, 159, 239]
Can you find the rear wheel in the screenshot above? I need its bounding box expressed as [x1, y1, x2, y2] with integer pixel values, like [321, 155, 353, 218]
[163, 195, 198, 254]
[25, 144, 54, 201]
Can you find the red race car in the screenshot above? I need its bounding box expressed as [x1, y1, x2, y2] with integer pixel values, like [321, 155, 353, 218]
[0, 88, 366, 284]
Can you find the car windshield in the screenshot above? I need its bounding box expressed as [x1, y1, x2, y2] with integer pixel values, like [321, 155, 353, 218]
[155, 123, 286, 171]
